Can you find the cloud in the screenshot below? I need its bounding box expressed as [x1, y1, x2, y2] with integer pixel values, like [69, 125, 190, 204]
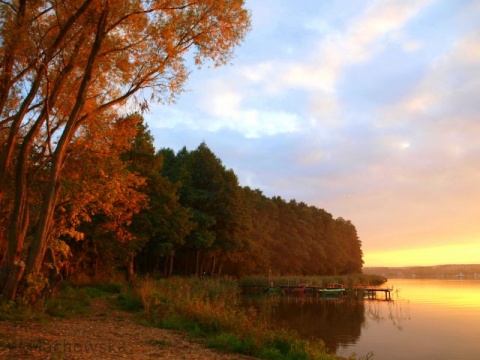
[333, 27, 480, 251]
[384, 28, 480, 139]
[150, 0, 434, 138]
[271, 26, 480, 253]
[281, 0, 432, 89]
[145, 1, 480, 266]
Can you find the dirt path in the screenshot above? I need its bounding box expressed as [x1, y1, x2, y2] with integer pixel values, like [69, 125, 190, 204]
[0, 298, 257, 360]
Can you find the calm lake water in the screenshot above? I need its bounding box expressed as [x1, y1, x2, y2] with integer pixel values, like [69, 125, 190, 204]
[242, 279, 480, 360]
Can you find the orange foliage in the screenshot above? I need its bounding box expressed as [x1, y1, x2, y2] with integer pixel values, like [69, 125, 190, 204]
[0, 0, 250, 299]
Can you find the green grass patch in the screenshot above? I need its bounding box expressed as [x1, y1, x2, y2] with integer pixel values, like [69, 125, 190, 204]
[45, 286, 91, 318]
[116, 292, 144, 312]
[207, 332, 256, 354]
[82, 283, 122, 298]
[91, 282, 123, 294]
[0, 299, 48, 322]
[0, 281, 127, 321]
[158, 314, 195, 330]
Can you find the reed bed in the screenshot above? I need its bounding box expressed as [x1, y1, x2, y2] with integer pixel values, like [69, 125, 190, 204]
[134, 276, 349, 360]
[238, 274, 387, 289]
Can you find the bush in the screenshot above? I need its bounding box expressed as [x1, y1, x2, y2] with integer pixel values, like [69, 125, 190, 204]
[117, 292, 144, 312]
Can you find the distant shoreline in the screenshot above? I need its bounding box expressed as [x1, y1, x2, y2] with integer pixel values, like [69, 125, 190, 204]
[364, 264, 480, 279]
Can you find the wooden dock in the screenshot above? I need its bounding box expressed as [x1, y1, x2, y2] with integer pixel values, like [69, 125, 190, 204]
[265, 285, 393, 301]
[355, 286, 393, 301]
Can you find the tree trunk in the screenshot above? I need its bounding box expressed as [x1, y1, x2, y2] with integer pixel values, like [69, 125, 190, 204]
[24, 5, 110, 283]
[169, 251, 174, 277]
[0, 0, 29, 193]
[195, 249, 200, 277]
[200, 253, 207, 276]
[127, 254, 135, 283]
[0, 80, 44, 298]
[0, 186, 29, 299]
[211, 255, 216, 277]
[1, 261, 25, 300]
[1, 3, 109, 299]
[0, 82, 56, 298]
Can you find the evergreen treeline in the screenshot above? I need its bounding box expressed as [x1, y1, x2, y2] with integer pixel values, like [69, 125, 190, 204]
[127, 123, 364, 277]
[1, 119, 363, 293]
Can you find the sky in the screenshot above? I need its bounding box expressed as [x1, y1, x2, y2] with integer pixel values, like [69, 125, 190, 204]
[145, 0, 480, 267]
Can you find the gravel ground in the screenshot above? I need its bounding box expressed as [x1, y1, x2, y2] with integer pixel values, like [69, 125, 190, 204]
[0, 298, 257, 360]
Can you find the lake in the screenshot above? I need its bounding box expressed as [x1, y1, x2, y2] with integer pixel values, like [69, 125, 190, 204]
[242, 279, 480, 359]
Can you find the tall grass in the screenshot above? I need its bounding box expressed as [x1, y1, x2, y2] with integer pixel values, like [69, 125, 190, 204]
[134, 276, 352, 360]
[239, 274, 387, 289]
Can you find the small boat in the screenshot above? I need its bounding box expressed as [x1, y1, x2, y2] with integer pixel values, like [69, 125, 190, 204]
[318, 287, 345, 298]
[277, 284, 307, 295]
[264, 287, 283, 294]
[290, 286, 306, 295]
[326, 282, 345, 289]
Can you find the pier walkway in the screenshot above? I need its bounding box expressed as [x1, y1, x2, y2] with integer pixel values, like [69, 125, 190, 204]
[355, 286, 393, 301]
[268, 285, 393, 301]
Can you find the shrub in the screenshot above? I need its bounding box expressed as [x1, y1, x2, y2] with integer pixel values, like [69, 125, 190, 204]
[117, 292, 144, 312]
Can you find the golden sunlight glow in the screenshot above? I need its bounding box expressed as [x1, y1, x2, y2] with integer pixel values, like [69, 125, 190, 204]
[388, 279, 480, 308]
[365, 242, 480, 267]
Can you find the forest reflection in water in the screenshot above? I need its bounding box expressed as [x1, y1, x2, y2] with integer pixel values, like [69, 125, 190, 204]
[241, 291, 412, 355]
[242, 295, 372, 353]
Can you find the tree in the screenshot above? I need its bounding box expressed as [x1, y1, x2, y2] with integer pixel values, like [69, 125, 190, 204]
[128, 124, 193, 277]
[233, 187, 278, 276]
[0, 0, 250, 300]
[332, 218, 364, 274]
[37, 114, 147, 286]
[157, 143, 252, 276]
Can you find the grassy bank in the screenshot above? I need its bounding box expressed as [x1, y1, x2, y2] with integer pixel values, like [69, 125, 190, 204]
[1, 276, 376, 360]
[133, 276, 373, 360]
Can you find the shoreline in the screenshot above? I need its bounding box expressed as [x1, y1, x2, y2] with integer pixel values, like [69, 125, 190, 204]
[0, 297, 257, 360]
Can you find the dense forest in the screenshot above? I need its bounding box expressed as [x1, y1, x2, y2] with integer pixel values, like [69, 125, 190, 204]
[1, 116, 364, 297]
[56, 122, 364, 280]
[129, 124, 364, 278]
[0, 0, 362, 303]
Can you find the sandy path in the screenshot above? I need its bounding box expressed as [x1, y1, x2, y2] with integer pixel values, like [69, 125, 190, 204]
[0, 298, 257, 360]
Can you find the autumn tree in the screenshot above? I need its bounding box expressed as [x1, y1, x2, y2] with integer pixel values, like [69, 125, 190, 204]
[61, 115, 149, 282]
[0, 0, 250, 300]
[30, 114, 147, 294]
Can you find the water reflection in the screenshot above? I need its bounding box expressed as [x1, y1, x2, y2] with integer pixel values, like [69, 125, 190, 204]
[390, 279, 480, 307]
[242, 280, 480, 359]
[363, 299, 410, 331]
[242, 296, 365, 353]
